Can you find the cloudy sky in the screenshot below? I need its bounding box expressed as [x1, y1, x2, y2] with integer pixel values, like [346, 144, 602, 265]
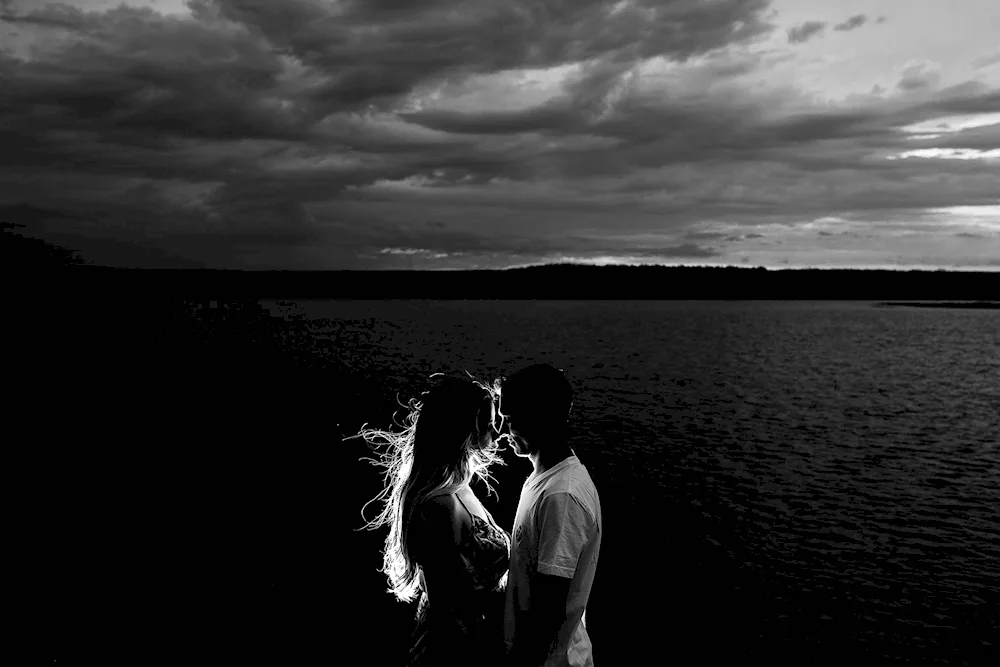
[1, 0, 998, 270]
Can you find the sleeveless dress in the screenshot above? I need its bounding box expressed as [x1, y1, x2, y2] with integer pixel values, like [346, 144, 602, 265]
[406, 492, 511, 667]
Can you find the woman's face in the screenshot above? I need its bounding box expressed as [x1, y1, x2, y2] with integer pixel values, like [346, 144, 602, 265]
[476, 400, 499, 450]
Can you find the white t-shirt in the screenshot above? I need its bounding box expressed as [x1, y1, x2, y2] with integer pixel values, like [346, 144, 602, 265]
[505, 453, 602, 667]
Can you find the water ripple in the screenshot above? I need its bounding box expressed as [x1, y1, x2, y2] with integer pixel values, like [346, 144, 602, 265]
[275, 300, 999, 662]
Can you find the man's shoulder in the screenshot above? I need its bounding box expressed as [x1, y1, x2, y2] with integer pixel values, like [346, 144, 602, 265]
[562, 462, 601, 522]
[565, 460, 600, 497]
[537, 487, 599, 525]
[533, 458, 595, 493]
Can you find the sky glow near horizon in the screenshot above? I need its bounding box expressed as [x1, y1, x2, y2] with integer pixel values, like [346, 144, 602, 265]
[0, 0, 998, 270]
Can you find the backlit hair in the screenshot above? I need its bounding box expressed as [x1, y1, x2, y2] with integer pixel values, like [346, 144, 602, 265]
[353, 372, 504, 603]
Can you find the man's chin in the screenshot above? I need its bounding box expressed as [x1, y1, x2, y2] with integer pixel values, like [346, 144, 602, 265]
[509, 442, 529, 458]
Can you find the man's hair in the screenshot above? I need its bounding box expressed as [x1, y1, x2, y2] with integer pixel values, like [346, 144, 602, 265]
[501, 363, 574, 446]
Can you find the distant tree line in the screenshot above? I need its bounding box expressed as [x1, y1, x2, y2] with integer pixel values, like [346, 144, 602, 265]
[2, 221, 85, 269]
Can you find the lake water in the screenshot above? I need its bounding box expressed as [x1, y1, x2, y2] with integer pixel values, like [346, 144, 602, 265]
[264, 300, 998, 664]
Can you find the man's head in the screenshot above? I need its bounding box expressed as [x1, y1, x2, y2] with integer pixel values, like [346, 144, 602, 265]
[499, 363, 574, 457]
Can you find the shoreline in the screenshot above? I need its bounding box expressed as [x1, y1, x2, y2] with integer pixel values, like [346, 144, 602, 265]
[875, 301, 1000, 309]
[16, 265, 1000, 300]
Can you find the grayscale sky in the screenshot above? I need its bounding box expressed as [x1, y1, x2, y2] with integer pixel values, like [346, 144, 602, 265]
[1, 0, 998, 269]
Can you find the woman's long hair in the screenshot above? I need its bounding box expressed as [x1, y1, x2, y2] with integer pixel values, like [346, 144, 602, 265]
[353, 373, 505, 603]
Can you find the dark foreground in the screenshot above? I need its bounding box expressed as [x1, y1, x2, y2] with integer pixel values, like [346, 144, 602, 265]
[17, 290, 997, 665]
[24, 264, 1000, 299]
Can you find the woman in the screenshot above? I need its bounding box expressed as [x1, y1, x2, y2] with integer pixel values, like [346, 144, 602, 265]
[356, 374, 511, 666]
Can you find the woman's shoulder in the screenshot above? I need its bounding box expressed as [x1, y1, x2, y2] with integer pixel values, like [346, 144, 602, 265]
[418, 491, 455, 514]
[414, 491, 459, 525]
[416, 490, 475, 540]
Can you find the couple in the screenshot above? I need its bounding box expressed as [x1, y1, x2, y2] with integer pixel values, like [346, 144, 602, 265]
[358, 364, 602, 667]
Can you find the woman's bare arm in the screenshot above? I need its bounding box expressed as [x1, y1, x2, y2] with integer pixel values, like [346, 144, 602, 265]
[415, 495, 475, 612]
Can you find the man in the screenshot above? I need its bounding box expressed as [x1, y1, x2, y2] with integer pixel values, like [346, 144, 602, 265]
[498, 364, 602, 667]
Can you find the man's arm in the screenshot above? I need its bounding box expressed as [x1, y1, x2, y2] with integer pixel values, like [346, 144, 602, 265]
[513, 492, 594, 666]
[512, 573, 572, 666]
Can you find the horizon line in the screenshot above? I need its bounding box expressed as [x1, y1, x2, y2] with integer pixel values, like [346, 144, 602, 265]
[66, 262, 1000, 272]
[426, 263, 1000, 272]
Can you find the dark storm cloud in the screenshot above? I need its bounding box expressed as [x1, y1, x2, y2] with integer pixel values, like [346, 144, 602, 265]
[322, 209, 719, 261]
[833, 15, 867, 32]
[394, 71, 996, 196]
[897, 62, 941, 92]
[1, 1, 998, 269]
[409, 55, 933, 158]
[917, 82, 1000, 114]
[684, 231, 727, 240]
[0, 9, 308, 144]
[973, 50, 1000, 70]
[912, 123, 1000, 150]
[1, 0, 777, 178]
[633, 243, 718, 258]
[787, 21, 826, 44]
[201, 0, 776, 113]
[396, 105, 578, 136]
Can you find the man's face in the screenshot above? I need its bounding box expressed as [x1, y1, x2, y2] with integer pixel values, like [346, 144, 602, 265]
[498, 405, 531, 458]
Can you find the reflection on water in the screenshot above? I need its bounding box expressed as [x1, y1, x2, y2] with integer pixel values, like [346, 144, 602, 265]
[271, 300, 998, 663]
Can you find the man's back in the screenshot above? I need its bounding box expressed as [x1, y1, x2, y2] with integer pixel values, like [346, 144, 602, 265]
[505, 453, 602, 667]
